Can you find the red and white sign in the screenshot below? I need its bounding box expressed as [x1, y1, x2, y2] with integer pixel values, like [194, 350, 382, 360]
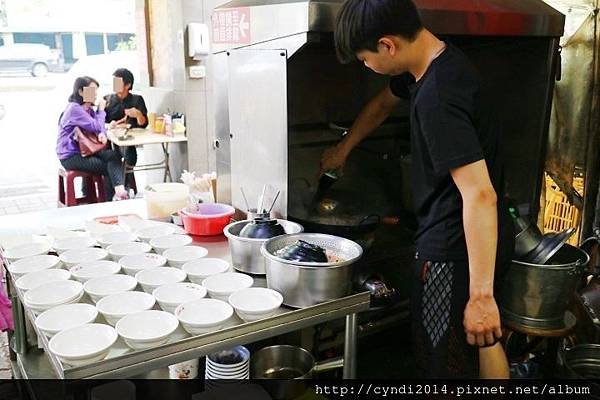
[212, 7, 251, 45]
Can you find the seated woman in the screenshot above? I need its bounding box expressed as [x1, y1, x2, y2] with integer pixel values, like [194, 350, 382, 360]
[56, 76, 129, 201]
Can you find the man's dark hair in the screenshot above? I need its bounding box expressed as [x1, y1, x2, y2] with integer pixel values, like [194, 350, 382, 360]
[68, 76, 99, 104]
[113, 68, 135, 90]
[335, 0, 423, 64]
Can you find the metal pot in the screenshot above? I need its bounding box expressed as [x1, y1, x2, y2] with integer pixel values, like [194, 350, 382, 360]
[224, 220, 303, 275]
[261, 233, 363, 307]
[563, 344, 600, 379]
[499, 244, 589, 330]
[251, 345, 343, 400]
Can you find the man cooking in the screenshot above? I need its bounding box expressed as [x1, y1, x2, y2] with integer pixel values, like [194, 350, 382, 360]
[104, 68, 148, 188]
[320, 0, 514, 378]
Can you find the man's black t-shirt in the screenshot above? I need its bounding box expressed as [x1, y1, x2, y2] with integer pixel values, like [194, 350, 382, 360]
[104, 93, 149, 128]
[390, 44, 513, 264]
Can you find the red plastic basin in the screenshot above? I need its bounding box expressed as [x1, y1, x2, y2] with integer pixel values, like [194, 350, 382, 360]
[179, 204, 235, 236]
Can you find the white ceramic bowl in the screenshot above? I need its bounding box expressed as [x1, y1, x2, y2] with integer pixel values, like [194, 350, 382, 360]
[163, 246, 208, 268]
[119, 253, 167, 276]
[35, 303, 98, 338]
[149, 234, 193, 254]
[59, 248, 108, 269]
[115, 310, 179, 350]
[152, 282, 207, 313]
[135, 267, 187, 294]
[53, 236, 96, 254]
[49, 323, 117, 366]
[70, 260, 121, 283]
[107, 242, 152, 261]
[182, 258, 230, 284]
[202, 272, 254, 302]
[24, 280, 84, 314]
[97, 231, 138, 248]
[96, 291, 156, 326]
[175, 298, 234, 336]
[16, 268, 71, 292]
[7, 254, 61, 279]
[83, 274, 138, 303]
[4, 242, 51, 262]
[228, 288, 283, 322]
[136, 225, 177, 242]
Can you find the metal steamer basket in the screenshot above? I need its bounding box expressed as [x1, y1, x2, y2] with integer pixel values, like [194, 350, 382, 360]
[499, 244, 589, 330]
[261, 233, 363, 308]
[224, 219, 304, 275]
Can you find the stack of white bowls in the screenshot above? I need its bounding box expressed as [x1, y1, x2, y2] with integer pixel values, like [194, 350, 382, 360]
[60, 248, 108, 269]
[49, 323, 117, 366]
[23, 280, 84, 314]
[163, 245, 208, 268]
[182, 258, 230, 284]
[205, 346, 250, 380]
[35, 303, 98, 338]
[149, 234, 193, 254]
[53, 236, 96, 254]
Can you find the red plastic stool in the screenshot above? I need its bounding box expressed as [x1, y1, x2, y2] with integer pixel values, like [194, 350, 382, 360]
[57, 168, 105, 207]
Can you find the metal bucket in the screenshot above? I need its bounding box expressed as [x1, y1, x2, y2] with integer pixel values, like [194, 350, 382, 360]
[563, 344, 600, 379]
[499, 244, 589, 330]
[224, 220, 303, 275]
[261, 233, 363, 308]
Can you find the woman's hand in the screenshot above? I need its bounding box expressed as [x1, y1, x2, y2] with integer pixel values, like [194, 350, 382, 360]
[98, 133, 108, 144]
[98, 98, 106, 112]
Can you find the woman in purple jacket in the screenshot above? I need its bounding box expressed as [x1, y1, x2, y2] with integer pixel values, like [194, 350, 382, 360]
[57, 76, 129, 201]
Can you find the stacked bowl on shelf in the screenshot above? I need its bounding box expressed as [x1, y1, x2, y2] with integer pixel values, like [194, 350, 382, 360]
[3, 218, 293, 372]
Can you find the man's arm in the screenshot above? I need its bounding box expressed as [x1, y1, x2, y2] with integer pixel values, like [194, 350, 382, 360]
[450, 159, 502, 347]
[320, 86, 400, 173]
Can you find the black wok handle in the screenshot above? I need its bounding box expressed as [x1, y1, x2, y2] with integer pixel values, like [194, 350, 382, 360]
[359, 215, 381, 226]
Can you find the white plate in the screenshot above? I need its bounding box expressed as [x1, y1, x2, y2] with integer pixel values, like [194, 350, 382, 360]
[96, 291, 156, 326]
[24, 280, 83, 308]
[182, 258, 230, 284]
[136, 225, 177, 242]
[60, 248, 108, 268]
[83, 274, 138, 303]
[70, 260, 121, 283]
[175, 298, 233, 336]
[202, 272, 254, 302]
[119, 253, 167, 276]
[53, 236, 96, 254]
[152, 282, 207, 313]
[97, 232, 138, 248]
[135, 267, 187, 294]
[4, 242, 51, 262]
[16, 268, 71, 292]
[7, 255, 61, 279]
[107, 242, 152, 261]
[116, 310, 179, 350]
[35, 303, 98, 338]
[49, 323, 117, 365]
[163, 246, 208, 268]
[149, 234, 193, 253]
[228, 288, 283, 322]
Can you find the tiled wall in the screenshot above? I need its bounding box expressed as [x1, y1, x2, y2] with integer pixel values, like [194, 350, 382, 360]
[136, 0, 227, 184]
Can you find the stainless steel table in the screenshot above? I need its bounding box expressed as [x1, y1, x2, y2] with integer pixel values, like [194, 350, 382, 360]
[1, 200, 369, 380]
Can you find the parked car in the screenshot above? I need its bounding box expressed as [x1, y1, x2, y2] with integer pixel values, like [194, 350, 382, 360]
[0, 44, 61, 77]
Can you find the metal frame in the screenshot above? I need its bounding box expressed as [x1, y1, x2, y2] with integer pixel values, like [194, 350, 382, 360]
[123, 142, 173, 182]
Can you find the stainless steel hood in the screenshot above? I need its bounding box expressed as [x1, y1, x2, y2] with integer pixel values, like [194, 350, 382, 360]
[213, 0, 565, 53]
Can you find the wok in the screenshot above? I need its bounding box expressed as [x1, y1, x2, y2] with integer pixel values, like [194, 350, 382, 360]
[288, 179, 399, 240]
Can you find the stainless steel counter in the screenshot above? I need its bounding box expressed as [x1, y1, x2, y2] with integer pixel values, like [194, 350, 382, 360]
[2, 200, 369, 379]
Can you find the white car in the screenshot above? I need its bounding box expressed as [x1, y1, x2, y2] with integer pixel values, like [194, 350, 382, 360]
[0, 43, 61, 77]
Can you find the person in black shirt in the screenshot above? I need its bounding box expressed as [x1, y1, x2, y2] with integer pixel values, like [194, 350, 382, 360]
[104, 68, 148, 171]
[321, 0, 513, 378]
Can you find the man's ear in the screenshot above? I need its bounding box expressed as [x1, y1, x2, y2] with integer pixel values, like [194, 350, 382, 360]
[378, 36, 397, 56]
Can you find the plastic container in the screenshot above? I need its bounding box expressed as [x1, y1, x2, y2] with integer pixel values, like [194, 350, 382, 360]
[179, 203, 235, 236]
[145, 183, 189, 220]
